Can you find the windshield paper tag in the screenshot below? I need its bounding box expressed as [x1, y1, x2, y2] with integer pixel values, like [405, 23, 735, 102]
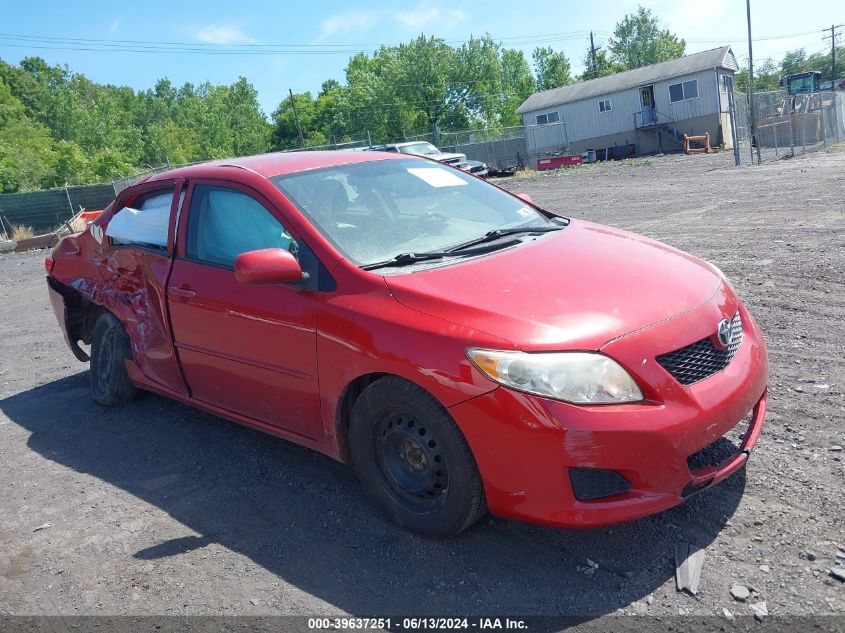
[407, 168, 467, 188]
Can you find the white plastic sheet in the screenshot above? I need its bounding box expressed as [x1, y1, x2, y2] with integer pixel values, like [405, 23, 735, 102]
[105, 193, 171, 247]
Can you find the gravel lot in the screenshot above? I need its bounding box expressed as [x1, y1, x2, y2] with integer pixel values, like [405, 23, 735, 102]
[1, 150, 844, 625]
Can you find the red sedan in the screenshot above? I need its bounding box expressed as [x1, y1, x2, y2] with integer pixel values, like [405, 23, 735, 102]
[45, 151, 768, 536]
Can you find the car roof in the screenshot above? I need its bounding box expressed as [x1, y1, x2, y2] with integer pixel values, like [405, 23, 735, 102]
[147, 150, 404, 182]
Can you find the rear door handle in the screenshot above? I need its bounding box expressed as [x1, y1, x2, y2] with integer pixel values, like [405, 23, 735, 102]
[169, 286, 196, 300]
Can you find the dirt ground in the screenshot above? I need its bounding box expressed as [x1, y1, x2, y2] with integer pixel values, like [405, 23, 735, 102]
[1, 149, 844, 625]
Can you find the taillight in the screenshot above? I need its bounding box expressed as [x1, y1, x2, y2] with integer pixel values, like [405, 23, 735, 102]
[44, 255, 55, 274]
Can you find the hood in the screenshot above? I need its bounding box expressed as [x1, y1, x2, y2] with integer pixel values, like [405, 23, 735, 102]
[384, 219, 723, 350]
[435, 152, 467, 163]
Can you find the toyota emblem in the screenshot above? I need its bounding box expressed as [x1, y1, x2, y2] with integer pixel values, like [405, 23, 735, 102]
[716, 319, 732, 348]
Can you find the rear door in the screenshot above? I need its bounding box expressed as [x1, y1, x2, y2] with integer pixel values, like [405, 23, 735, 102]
[105, 179, 188, 395]
[167, 180, 322, 440]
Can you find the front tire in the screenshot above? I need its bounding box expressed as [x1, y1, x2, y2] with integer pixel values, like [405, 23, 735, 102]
[89, 313, 138, 406]
[350, 377, 485, 537]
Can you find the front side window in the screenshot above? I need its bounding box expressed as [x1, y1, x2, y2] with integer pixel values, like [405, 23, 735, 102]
[106, 189, 174, 248]
[669, 79, 699, 103]
[272, 158, 554, 268]
[598, 99, 612, 112]
[186, 185, 295, 268]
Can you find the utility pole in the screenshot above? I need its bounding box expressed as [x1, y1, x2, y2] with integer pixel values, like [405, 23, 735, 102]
[746, 0, 761, 164]
[822, 25, 843, 87]
[589, 31, 598, 78]
[288, 88, 306, 149]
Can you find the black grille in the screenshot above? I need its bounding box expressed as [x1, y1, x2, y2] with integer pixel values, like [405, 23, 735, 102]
[657, 312, 743, 385]
[568, 468, 630, 501]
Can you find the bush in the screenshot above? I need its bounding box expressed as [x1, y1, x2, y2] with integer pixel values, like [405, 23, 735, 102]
[11, 224, 34, 240]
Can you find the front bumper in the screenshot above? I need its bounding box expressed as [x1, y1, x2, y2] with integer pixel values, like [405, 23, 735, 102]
[449, 296, 768, 529]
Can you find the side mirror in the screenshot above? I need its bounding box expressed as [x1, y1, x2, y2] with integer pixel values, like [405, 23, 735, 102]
[235, 248, 303, 284]
[515, 193, 534, 204]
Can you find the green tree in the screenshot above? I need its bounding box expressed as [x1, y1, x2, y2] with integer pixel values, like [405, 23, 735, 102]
[532, 47, 573, 91]
[0, 80, 56, 192]
[780, 49, 808, 76]
[499, 49, 535, 125]
[579, 48, 625, 80]
[272, 91, 319, 149]
[608, 6, 685, 70]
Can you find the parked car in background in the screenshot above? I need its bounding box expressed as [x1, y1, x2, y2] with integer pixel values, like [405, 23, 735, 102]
[46, 151, 768, 537]
[368, 141, 487, 178]
[464, 159, 489, 179]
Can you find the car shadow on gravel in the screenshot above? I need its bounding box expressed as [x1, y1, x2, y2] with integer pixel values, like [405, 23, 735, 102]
[1, 372, 747, 622]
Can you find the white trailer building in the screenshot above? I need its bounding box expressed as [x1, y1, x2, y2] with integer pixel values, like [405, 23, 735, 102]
[517, 47, 740, 158]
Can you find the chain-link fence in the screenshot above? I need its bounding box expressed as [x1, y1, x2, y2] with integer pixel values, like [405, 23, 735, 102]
[735, 90, 844, 164]
[405, 126, 530, 171]
[0, 183, 117, 236]
[279, 138, 371, 153]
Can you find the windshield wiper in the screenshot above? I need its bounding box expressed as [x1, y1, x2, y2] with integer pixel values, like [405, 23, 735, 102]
[446, 224, 565, 252]
[361, 239, 520, 271]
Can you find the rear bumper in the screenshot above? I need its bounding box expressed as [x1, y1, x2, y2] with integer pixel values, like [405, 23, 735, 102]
[449, 298, 768, 529]
[47, 277, 89, 362]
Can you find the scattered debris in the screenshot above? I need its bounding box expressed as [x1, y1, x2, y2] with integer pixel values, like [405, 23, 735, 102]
[730, 584, 751, 602]
[32, 522, 52, 533]
[750, 601, 768, 621]
[830, 568, 845, 582]
[576, 559, 599, 577]
[630, 600, 648, 615]
[674, 541, 705, 595]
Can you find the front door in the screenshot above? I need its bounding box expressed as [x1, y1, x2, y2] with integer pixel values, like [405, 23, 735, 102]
[167, 181, 322, 440]
[640, 86, 656, 124]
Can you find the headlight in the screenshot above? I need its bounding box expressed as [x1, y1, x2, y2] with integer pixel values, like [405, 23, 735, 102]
[466, 349, 643, 404]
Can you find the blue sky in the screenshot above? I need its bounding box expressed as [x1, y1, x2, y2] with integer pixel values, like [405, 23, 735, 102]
[0, 0, 841, 116]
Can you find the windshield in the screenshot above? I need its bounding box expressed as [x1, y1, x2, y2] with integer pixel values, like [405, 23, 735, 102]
[271, 158, 553, 267]
[787, 73, 817, 95]
[398, 143, 441, 156]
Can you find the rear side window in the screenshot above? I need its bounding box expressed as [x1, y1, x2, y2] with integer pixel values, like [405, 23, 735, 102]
[185, 185, 296, 268]
[107, 190, 174, 248]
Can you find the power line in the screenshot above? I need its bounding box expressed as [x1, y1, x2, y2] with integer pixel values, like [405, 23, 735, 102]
[0, 27, 832, 57]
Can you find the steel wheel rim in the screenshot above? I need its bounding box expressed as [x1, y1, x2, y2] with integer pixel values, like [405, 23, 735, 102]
[96, 328, 115, 390]
[374, 413, 449, 511]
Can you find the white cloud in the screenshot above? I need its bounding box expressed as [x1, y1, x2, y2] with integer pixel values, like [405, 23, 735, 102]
[193, 23, 257, 45]
[318, 10, 378, 40]
[109, 17, 121, 34]
[394, 3, 469, 30]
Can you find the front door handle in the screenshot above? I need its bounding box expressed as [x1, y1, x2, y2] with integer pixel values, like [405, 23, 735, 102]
[169, 286, 196, 300]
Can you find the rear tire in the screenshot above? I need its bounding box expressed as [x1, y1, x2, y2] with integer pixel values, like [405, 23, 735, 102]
[350, 377, 485, 537]
[89, 313, 138, 406]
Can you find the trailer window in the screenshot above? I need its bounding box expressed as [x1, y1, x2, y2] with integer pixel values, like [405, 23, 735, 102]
[669, 80, 698, 103]
[536, 111, 560, 125]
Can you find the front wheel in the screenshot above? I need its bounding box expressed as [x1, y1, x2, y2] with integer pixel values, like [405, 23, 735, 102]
[350, 377, 486, 537]
[89, 313, 138, 406]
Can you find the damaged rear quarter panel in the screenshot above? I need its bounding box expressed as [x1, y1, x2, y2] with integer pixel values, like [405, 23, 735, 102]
[52, 202, 187, 396]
